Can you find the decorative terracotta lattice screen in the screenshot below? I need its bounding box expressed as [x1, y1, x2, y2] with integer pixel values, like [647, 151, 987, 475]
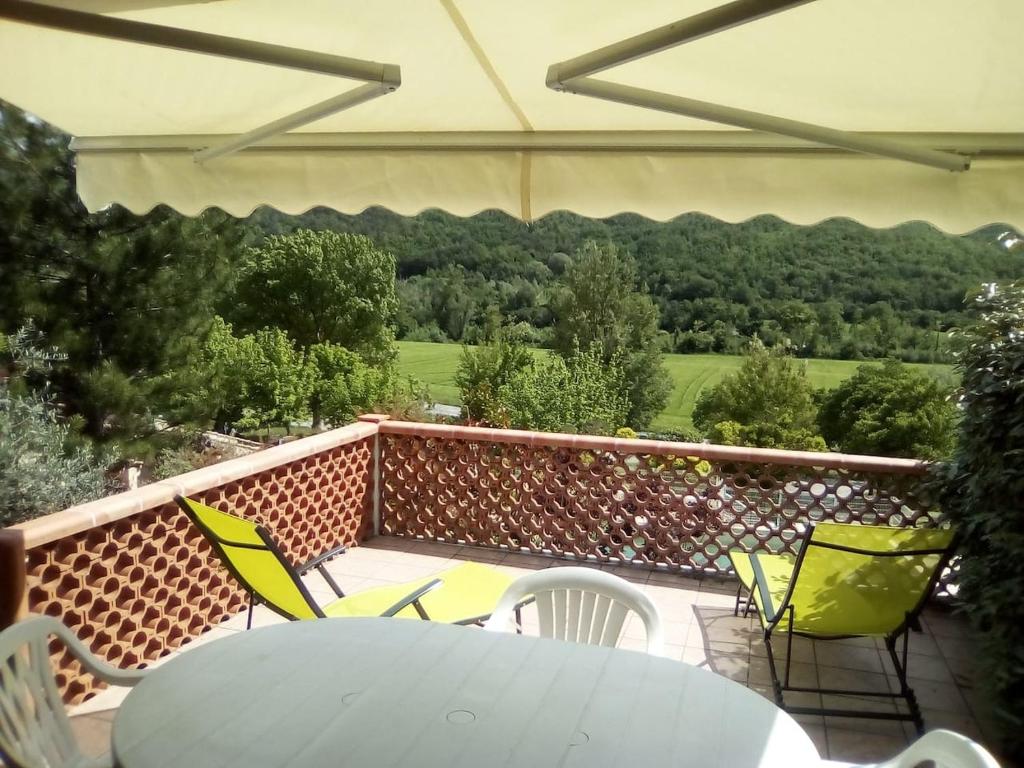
[20, 431, 373, 703]
[379, 423, 939, 575]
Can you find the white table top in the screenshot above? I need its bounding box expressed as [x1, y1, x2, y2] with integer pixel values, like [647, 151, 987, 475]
[113, 618, 819, 768]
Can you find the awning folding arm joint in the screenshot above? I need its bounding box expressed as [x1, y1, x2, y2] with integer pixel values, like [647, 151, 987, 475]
[546, 0, 971, 172]
[0, 0, 402, 164]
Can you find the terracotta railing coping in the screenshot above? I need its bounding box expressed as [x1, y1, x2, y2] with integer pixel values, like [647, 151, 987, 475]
[12, 421, 377, 550]
[378, 420, 929, 475]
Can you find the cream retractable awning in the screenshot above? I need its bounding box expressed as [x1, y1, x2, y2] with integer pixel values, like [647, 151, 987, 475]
[1, 0, 1023, 232]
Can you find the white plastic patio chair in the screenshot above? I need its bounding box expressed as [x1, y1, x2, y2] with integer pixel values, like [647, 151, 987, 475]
[484, 566, 665, 656]
[0, 615, 147, 768]
[823, 729, 1001, 768]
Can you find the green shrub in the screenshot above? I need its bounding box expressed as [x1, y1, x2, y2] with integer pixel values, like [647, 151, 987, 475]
[0, 386, 111, 526]
[455, 326, 533, 422]
[931, 282, 1024, 760]
[693, 339, 826, 450]
[494, 345, 628, 435]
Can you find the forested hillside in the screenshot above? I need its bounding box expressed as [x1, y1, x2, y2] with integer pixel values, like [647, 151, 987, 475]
[253, 209, 1022, 363]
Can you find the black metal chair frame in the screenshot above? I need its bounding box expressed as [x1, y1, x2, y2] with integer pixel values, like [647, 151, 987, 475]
[735, 527, 955, 735]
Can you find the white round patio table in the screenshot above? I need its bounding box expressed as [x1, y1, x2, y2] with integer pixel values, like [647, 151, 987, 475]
[112, 617, 819, 768]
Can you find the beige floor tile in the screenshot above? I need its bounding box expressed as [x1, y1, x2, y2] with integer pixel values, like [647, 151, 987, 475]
[918, 709, 984, 740]
[749, 635, 816, 664]
[359, 535, 417, 552]
[826, 726, 910, 763]
[69, 684, 134, 716]
[921, 612, 970, 640]
[687, 609, 756, 649]
[748, 657, 818, 689]
[645, 569, 695, 588]
[935, 635, 978, 661]
[881, 651, 955, 684]
[817, 665, 892, 694]
[800, 724, 830, 759]
[905, 630, 943, 657]
[814, 642, 885, 675]
[904, 677, 971, 714]
[68, 713, 115, 759]
[599, 564, 650, 584]
[694, 589, 739, 609]
[703, 650, 751, 683]
[697, 577, 738, 595]
[453, 547, 506, 564]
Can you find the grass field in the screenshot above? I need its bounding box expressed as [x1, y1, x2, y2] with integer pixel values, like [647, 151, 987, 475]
[396, 341, 952, 432]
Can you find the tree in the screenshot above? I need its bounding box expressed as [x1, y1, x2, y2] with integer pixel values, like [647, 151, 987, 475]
[930, 282, 1024, 761]
[307, 342, 393, 426]
[0, 101, 243, 443]
[173, 318, 310, 435]
[818, 360, 956, 459]
[692, 340, 826, 450]
[455, 325, 534, 422]
[550, 241, 670, 428]
[232, 230, 398, 365]
[494, 346, 628, 435]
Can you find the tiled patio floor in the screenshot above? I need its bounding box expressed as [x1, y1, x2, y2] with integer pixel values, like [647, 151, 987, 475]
[70, 536, 996, 765]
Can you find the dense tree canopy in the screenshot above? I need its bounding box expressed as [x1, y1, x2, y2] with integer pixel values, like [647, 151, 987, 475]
[818, 360, 957, 459]
[0, 103, 243, 442]
[231, 230, 398, 366]
[253, 207, 1022, 364]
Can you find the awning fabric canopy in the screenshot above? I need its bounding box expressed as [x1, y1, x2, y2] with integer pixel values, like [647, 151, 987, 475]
[1, 0, 1023, 233]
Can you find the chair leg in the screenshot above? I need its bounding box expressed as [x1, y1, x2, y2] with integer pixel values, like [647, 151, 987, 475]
[762, 630, 786, 709]
[886, 629, 925, 735]
[734, 584, 743, 617]
[246, 594, 255, 630]
[514, 606, 523, 634]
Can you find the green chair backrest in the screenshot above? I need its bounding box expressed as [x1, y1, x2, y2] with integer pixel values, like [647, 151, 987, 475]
[784, 522, 955, 637]
[175, 496, 322, 620]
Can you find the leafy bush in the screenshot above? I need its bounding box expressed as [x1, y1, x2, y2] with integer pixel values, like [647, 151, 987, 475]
[455, 326, 533, 422]
[931, 282, 1024, 760]
[818, 360, 957, 459]
[309, 342, 406, 426]
[151, 445, 206, 481]
[0, 386, 110, 526]
[692, 340, 826, 450]
[494, 346, 628, 435]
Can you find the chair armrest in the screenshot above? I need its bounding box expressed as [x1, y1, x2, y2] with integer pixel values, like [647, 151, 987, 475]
[296, 544, 348, 575]
[380, 579, 443, 619]
[749, 554, 781, 624]
[27, 616, 147, 687]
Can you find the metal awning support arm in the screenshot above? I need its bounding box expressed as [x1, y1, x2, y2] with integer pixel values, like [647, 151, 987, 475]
[0, 0, 401, 163]
[546, 0, 970, 172]
[558, 78, 969, 172]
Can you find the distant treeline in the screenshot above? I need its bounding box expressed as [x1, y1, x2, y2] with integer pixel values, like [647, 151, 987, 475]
[253, 209, 1022, 363]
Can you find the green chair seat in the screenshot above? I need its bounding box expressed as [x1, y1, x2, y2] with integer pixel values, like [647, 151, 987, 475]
[727, 521, 956, 733]
[322, 562, 512, 624]
[176, 495, 514, 626]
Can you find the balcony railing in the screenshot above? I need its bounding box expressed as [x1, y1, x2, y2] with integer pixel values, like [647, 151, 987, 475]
[6, 416, 938, 703]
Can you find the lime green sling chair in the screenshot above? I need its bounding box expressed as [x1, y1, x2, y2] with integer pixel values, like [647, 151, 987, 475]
[175, 496, 519, 628]
[729, 522, 956, 734]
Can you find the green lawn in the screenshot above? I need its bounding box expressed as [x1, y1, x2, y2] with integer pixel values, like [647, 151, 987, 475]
[396, 341, 952, 432]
